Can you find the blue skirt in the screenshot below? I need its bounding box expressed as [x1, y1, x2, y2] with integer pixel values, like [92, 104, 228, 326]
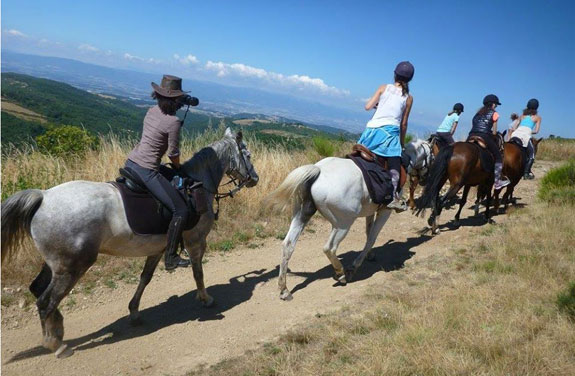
[358, 125, 401, 157]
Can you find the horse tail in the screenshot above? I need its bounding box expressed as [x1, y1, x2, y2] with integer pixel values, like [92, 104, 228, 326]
[1, 189, 44, 263]
[264, 164, 321, 212]
[415, 145, 453, 216]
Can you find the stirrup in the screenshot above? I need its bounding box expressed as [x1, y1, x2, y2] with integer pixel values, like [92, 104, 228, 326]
[387, 198, 407, 212]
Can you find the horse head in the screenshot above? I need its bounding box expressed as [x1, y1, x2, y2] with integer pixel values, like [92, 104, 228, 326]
[532, 137, 543, 157]
[404, 139, 432, 181]
[223, 127, 259, 188]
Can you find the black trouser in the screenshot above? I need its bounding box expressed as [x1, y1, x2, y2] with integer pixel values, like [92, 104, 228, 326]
[468, 132, 502, 164]
[125, 159, 188, 219]
[376, 155, 401, 194]
[437, 132, 455, 145]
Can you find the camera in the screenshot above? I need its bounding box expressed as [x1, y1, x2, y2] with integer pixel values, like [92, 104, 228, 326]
[179, 95, 199, 107]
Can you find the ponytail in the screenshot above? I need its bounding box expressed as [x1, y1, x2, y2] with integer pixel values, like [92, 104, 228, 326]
[394, 74, 410, 96]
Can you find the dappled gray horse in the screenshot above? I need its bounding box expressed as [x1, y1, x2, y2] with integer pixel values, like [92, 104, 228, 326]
[1, 128, 258, 358]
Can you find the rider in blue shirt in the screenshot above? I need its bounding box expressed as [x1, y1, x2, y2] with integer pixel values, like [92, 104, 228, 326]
[436, 103, 463, 146]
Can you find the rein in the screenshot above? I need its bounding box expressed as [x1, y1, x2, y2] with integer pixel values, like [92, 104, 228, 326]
[205, 139, 252, 221]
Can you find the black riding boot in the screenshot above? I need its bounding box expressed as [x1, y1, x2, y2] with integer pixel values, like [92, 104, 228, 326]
[164, 216, 190, 271]
[523, 159, 535, 180]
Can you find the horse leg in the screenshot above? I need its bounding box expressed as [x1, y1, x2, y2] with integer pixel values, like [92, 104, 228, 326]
[365, 215, 376, 261]
[323, 223, 352, 284]
[36, 266, 89, 358]
[128, 254, 162, 325]
[433, 181, 462, 234]
[408, 175, 418, 209]
[188, 239, 214, 307]
[493, 187, 502, 213]
[454, 185, 471, 227]
[349, 209, 392, 280]
[30, 263, 53, 341]
[278, 198, 317, 301]
[484, 185, 494, 224]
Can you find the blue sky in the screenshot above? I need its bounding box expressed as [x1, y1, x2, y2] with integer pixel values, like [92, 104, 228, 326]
[2, 0, 574, 138]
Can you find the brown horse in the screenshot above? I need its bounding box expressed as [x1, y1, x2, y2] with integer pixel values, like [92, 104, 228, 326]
[494, 137, 542, 211]
[414, 140, 495, 234]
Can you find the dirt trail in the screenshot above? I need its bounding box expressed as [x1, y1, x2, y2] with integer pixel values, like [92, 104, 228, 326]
[1, 162, 554, 376]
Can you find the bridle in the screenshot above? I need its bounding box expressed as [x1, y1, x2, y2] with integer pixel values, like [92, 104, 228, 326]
[411, 140, 433, 181]
[208, 138, 253, 220]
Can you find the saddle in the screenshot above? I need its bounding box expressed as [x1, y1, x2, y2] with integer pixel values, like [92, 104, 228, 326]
[348, 144, 407, 205]
[509, 137, 529, 165]
[429, 134, 448, 150]
[467, 135, 487, 149]
[112, 166, 207, 235]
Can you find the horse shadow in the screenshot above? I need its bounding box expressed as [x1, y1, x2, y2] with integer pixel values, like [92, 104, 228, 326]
[7, 235, 428, 363]
[6, 267, 279, 363]
[289, 235, 427, 294]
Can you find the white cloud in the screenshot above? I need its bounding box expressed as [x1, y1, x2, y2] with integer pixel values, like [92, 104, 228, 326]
[174, 53, 199, 65]
[124, 53, 160, 64]
[78, 43, 99, 52]
[204, 60, 349, 97]
[4, 29, 27, 38]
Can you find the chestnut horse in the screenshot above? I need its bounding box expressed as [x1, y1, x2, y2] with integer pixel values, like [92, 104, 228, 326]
[494, 136, 542, 211]
[414, 141, 495, 234]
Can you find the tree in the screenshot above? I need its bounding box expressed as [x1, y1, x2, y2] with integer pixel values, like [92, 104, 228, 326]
[36, 125, 98, 157]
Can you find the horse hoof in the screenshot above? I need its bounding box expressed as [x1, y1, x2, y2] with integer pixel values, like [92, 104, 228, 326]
[55, 344, 74, 359]
[42, 337, 61, 352]
[280, 290, 293, 301]
[427, 217, 434, 227]
[487, 218, 496, 225]
[202, 296, 215, 308]
[432, 227, 440, 235]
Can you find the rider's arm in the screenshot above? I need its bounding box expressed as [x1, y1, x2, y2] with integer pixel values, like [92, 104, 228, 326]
[492, 112, 499, 135]
[400, 95, 414, 147]
[167, 118, 182, 169]
[450, 121, 458, 135]
[533, 116, 541, 134]
[364, 85, 386, 111]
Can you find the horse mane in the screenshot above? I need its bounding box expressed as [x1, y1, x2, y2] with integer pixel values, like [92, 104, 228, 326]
[181, 138, 234, 193]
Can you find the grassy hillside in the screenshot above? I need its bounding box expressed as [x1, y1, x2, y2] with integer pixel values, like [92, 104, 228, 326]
[1, 73, 354, 148]
[1, 72, 146, 140]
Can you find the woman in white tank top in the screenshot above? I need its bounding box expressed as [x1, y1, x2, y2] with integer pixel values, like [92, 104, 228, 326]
[358, 61, 415, 211]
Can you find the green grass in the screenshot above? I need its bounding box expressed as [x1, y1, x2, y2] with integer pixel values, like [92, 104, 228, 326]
[538, 160, 575, 204]
[557, 281, 575, 319]
[312, 136, 335, 157]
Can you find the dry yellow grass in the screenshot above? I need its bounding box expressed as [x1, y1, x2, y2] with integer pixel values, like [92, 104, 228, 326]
[0, 99, 48, 123]
[1, 129, 351, 289]
[189, 202, 575, 376]
[537, 138, 575, 161]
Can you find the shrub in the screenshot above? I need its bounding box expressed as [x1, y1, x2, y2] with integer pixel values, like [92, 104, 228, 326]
[538, 160, 575, 204]
[404, 133, 414, 144]
[36, 125, 98, 157]
[557, 281, 575, 319]
[312, 136, 335, 157]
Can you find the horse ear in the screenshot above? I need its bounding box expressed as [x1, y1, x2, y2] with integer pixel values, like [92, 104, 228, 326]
[502, 129, 507, 137]
[536, 137, 543, 144]
[236, 130, 243, 143]
[224, 127, 234, 138]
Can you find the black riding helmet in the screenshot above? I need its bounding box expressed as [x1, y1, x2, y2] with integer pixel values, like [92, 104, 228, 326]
[453, 103, 464, 113]
[527, 98, 539, 110]
[483, 94, 501, 106]
[394, 61, 415, 82]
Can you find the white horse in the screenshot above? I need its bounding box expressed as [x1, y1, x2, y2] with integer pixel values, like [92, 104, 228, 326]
[1, 128, 258, 358]
[266, 156, 397, 301]
[403, 138, 435, 208]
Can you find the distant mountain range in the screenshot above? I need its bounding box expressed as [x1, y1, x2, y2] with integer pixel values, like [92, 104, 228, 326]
[1, 51, 371, 132]
[1, 72, 358, 147]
